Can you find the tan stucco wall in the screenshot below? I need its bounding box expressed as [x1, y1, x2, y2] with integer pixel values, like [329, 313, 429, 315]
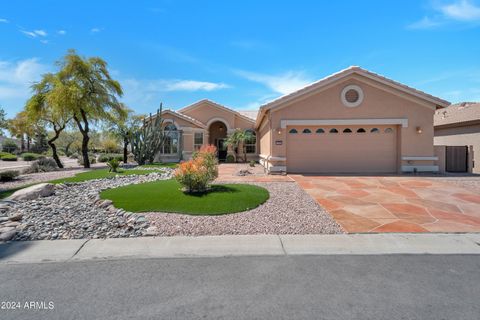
[259, 75, 436, 172]
[180, 102, 236, 130]
[434, 124, 479, 173]
[258, 118, 271, 162]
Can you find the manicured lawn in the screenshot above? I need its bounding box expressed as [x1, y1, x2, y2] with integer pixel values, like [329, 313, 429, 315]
[138, 162, 178, 169]
[49, 168, 155, 184]
[100, 179, 269, 215]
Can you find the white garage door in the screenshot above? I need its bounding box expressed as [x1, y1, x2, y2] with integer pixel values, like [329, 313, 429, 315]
[286, 126, 397, 173]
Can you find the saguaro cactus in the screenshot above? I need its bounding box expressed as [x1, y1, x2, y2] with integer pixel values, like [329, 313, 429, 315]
[131, 103, 165, 165]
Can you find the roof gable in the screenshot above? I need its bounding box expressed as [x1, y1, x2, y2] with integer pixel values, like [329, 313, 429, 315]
[178, 99, 255, 124]
[161, 109, 206, 128]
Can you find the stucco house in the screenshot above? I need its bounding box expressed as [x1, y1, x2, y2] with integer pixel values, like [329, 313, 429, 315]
[434, 102, 479, 173]
[155, 66, 450, 174]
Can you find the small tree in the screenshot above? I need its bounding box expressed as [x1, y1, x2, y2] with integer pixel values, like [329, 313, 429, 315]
[131, 104, 166, 165]
[0, 106, 8, 135]
[2, 138, 18, 153]
[8, 111, 34, 152]
[225, 129, 255, 162]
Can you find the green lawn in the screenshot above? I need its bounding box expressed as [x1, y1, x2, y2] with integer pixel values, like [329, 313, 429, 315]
[138, 162, 178, 169]
[100, 179, 269, 215]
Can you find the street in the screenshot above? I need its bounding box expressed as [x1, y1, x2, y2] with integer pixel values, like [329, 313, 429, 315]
[1, 254, 479, 320]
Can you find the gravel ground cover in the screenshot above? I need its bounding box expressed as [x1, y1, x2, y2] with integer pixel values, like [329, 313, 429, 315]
[145, 182, 344, 236]
[2, 169, 172, 241]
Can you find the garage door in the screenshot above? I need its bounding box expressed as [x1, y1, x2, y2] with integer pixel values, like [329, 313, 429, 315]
[286, 126, 397, 173]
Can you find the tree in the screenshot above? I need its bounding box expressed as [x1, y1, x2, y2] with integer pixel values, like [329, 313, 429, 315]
[105, 107, 143, 163]
[55, 130, 80, 156]
[225, 129, 255, 162]
[55, 49, 127, 168]
[8, 111, 34, 152]
[0, 106, 8, 135]
[26, 73, 72, 168]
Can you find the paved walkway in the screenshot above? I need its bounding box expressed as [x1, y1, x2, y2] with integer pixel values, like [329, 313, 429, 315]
[216, 163, 293, 182]
[1, 233, 479, 264]
[291, 175, 480, 233]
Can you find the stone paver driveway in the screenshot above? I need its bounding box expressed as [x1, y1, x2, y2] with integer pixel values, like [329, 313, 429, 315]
[291, 175, 480, 233]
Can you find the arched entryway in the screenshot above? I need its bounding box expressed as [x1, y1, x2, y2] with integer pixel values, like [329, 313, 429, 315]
[208, 121, 228, 161]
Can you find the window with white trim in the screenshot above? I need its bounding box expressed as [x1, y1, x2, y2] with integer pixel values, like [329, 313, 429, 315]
[194, 132, 203, 151]
[245, 130, 256, 154]
[162, 123, 179, 154]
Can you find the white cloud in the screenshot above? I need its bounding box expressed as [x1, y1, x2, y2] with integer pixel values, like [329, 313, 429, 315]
[34, 29, 47, 36]
[91, 27, 101, 33]
[40, 39, 48, 44]
[21, 30, 37, 37]
[164, 80, 229, 91]
[440, 0, 480, 21]
[57, 30, 66, 35]
[0, 18, 8, 23]
[235, 70, 312, 95]
[408, 0, 480, 29]
[0, 58, 49, 99]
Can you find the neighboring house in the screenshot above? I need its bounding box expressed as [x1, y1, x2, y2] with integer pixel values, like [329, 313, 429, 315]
[434, 102, 480, 173]
[156, 66, 450, 174]
[154, 99, 257, 162]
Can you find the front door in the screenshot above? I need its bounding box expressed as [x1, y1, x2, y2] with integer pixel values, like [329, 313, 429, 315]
[217, 139, 227, 161]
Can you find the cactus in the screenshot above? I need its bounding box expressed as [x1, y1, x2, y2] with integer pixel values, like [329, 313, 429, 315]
[131, 103, 165, 165]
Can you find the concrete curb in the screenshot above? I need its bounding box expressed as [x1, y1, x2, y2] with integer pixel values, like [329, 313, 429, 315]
[1, 233, 479, 264]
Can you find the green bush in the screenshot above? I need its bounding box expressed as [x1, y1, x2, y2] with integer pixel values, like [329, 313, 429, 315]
[77, 154, 97, 165]
[23, 157, 58, 174]
[107, 158, 120, 173]
[174, 145, 218, 193]
[1, 139, 18, 153]
[21, 152, 43, 161]
[226, 154, 235, 163]
[0, 170, 20, 182]
[98, 153, 123, 163]
[1, 154, 17, 161]
[249, 160, 256, 167]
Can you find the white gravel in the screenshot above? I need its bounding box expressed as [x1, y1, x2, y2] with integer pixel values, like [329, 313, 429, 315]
[145, 182, 344, 236]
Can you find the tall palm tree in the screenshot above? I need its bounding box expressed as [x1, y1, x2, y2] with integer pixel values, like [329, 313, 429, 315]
[225, 129, 254, 162]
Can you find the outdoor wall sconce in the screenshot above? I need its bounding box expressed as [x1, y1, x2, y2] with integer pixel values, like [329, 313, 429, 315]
[416, 126, 423, 134]
[277, 128, 282, 135]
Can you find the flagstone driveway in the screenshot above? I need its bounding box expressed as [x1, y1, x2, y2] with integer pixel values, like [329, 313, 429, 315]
[290, 175, 480, 233]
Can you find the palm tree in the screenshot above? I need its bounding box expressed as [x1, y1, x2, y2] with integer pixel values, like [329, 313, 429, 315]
[224, 129, 254, 162]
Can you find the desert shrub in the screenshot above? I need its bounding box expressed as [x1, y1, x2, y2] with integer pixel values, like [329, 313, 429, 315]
[226, 154, 235, 163]
[23, 157, 59, 174]
[98, 153, 123, 163]
[107, 158, 120, 173]
[21, 152, 43, 161]
[1, 154, 17, 161]
[249, 160, 256, 167]
[77, 154, 97, 165]
[174, 145, 218, 193]
[0, 170, 20, 182]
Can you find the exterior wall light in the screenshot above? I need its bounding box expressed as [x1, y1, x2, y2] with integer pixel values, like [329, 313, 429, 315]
[277, 128, 282, 135]
[416, 126, 423, 134]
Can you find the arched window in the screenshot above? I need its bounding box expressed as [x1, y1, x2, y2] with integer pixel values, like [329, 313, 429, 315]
[289, 128, 298, 134]
[343, 128, 352, 133]
[384, 128, 393, 133]
[329, 128, 339, 133]
[245, 129, 256, 154]
[162, 123, 179, 154]
[370, 128, 380, 133]
[316, 128, 325, 134]
[302, 128, 312, 134]
[357, 128, 366, 133]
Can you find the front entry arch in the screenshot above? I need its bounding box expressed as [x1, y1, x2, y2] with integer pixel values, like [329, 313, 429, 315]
[208, 121, 228, 161]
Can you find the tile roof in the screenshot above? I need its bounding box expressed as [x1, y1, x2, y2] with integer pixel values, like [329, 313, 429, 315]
[237, 110, 258, 121]
[434, 102, 480, 127]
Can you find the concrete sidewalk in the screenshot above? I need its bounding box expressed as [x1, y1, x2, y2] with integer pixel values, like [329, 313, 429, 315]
[1, 233, 480, 264]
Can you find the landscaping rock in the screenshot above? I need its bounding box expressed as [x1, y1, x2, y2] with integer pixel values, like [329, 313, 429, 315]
[8, 212, 23, 221]
[0, 230, 16, 241]
[7, 183, 55, 201]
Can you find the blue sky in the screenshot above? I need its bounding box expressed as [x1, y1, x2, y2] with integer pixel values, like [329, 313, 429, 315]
[0, 0, 480, 117]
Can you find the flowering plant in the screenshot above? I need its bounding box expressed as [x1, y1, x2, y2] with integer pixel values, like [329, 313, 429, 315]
[174, 145, 218, 193]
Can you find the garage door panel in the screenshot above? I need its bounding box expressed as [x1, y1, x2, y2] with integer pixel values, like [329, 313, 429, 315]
[287, 126, 397, 173]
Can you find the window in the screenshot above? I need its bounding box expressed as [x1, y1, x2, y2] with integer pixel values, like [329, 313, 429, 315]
[316, 128, 325, 134]
[384, 128, 393, 133]
[302, 128, 312, 134]
[341, 85, 364, 107]
[289, 128, 298, 134]
[329, 128, 338, 133]
[357, 128, 366, 133]
[194, 132, 203, 151]
[162, 123, 179, 154]
[370, 128, 380, 133]
[343, 128, 352, 133]
[245, 130, 256, 154]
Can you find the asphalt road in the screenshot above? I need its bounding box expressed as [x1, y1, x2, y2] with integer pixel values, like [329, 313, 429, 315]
[1, 255, 479, 320]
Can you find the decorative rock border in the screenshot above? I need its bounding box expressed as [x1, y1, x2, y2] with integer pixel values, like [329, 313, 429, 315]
[0, 169, 173, 241]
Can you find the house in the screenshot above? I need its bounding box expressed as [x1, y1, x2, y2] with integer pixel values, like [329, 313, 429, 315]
[154, 99, 258, 163]
[156, 66, 450, 174]
[434, 102, 480, 173]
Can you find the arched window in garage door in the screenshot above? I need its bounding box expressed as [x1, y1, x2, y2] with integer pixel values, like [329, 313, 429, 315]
[289, 128, 298, 134]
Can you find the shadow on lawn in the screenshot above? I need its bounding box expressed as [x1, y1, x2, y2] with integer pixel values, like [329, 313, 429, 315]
[183, 185, 239, 197]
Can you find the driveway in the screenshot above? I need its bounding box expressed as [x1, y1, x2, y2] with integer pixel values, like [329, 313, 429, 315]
[291, 175, 480, 233]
